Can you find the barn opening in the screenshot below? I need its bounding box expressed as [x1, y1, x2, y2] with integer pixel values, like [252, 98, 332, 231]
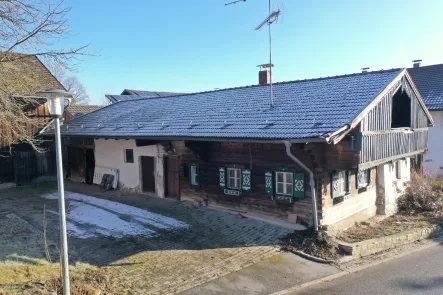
[391, 89, 411, 128]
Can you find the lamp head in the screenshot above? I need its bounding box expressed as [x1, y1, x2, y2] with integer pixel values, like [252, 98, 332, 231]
[37, 89, 73, 118]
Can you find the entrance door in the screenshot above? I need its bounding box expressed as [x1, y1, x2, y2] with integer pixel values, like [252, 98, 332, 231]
[165, 156, 180, 199]
[85, 149, 95, 184]
[141, 156, 155, 193]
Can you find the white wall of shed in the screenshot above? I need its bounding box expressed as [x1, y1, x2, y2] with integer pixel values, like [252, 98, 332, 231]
[376, 158, 410, 216]
[425, 110, 443, 176]
[93, 139, 165, 196]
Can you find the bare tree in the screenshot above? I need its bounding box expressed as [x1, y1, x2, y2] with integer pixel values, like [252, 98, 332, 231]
[46, 61, 90, 104]
[63, 76, 89, 104]
[0, 0, 91, 151]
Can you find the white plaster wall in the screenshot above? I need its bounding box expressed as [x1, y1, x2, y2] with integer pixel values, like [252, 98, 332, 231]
[93, 139, 165, 196]
[322, 187, 377, 226]
[377, 158, 410, 216]
[425, 110, 443, 176]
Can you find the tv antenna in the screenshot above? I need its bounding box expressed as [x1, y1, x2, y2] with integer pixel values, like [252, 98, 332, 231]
[255, 1, 280, 107]
[225, 0, 246, 5]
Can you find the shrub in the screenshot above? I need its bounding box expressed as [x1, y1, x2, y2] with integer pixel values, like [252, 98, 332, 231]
[397, 172, 443, 213]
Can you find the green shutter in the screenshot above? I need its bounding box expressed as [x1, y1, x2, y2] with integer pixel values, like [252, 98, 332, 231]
[265, 170, 273, 195]
[242, 169, 251, 192]
[293, 173, 304, 198]
[331, 172, 340, 198]
[219, 167, 226, 188]
[346, 171, 351, 193]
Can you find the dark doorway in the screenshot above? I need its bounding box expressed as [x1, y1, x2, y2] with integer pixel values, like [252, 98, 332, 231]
[391, 90, 411, 128]
[85, 149, 95, 184]
[68, 147, 86, 183]
[164, 156, 180, 199]
[141, 156, 155, 193]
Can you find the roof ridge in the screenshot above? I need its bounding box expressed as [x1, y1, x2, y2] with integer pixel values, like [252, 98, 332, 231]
[115, 68, 404, 103]
[408, 63, 443, 70]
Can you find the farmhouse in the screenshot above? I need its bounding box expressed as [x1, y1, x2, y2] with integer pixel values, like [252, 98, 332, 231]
[0, 54, 65, 185]
[57, 68, 433, 229]
[408, 61, 443, 176]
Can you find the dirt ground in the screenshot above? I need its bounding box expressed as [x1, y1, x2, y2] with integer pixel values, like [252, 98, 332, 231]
[0, 181, 292, 294]
[336, 213, 442, 243]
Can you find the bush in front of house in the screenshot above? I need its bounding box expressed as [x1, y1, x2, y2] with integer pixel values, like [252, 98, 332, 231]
[397, 172, 443, 214]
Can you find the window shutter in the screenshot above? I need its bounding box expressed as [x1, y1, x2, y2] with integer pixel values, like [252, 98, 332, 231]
[265, 170, 273, 195]
[293, 173, 305, 198]
[219, 167, 226, 188]
[242, 169, 251, 192]
[331, 172, 340, 198]
[346, 171, 351, 193]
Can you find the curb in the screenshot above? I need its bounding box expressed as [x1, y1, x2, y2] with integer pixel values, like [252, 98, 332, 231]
[270, 238, 443, 295]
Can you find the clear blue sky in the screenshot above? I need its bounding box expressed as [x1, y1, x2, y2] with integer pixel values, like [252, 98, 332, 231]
[61, 0, 443, 104]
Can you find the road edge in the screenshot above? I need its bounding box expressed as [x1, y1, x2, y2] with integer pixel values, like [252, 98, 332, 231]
[270, 238, 443, 295]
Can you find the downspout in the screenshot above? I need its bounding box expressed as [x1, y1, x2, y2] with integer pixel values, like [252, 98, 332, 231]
[283, 141, 319, 231]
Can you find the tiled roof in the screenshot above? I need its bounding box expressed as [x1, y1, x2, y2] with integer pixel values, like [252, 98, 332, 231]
[408, 64, 443, 110]
[107, 90, 186, 102]
[0, 53, 65, 96]
[66, 104, 102, 116]
[60, 69, 404, 140]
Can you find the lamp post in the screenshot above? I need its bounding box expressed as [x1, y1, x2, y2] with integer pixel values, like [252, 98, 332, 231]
[37, 89, 72, 295]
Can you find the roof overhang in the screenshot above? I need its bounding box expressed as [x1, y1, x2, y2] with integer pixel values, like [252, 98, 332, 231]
[58, 134, 328, 144]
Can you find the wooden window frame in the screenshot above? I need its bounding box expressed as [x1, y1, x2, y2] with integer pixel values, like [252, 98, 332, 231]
[357, 169, 371, 189]
[227, 167, 242, 190]
[332, 170, 350, 198]
[275, 171, 294, 196]
[190, 164, 199, 186]
[124, 149, 134, 163]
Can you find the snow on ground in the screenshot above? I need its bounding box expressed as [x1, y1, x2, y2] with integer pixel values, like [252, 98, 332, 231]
[42, 192, 188, 239]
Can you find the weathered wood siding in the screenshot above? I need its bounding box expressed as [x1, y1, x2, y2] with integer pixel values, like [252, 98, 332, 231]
[173, 141, 324, 223]
[360, 130, 428, 168]
[358, 76, 430, 168]
[360, 81, 399, 132]
[360, 77, 429, 131]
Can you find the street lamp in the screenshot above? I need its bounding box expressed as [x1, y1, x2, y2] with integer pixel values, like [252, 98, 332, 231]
[37, 89, 72, 295]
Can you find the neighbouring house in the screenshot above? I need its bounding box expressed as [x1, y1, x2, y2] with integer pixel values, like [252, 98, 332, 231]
[64, 104, 102, 122]
[408, 61, 443, 176]
[0, 53, 65, 185]
[55, 68, 433, 229]
[105, 89, 185, 103]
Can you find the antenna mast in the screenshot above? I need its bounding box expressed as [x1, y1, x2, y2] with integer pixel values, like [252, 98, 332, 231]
[255, 1, 280, 107]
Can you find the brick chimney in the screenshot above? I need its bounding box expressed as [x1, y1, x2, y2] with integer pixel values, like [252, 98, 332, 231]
[413, 59, 422, 68]
[257, 63, 274, 85]
[259, 70, 271, 85]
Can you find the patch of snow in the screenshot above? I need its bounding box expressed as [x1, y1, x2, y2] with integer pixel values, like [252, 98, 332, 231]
[42, 191, 188, 239]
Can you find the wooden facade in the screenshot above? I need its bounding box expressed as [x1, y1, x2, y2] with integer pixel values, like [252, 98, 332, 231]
[173, 141, 323, 223]
[168, 76, 431, 225]
[356, 77, 430, 169]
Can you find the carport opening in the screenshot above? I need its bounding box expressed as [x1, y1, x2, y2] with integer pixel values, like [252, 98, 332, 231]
[391, 90, 411, 128]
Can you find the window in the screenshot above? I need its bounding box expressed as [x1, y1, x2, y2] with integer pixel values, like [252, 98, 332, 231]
[332, 171, 350, 198]
[190, 165, 198, 185]
[275, 171, 294, 196]
[189, 164, 200, 188]
[125, 149, 134, 163]
[357, 169, 371, 189]
[227, 168, 241, 190]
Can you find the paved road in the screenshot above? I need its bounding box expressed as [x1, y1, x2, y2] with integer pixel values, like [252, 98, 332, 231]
[292, 244, 443, 295]
[180, 252, 339, 295]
